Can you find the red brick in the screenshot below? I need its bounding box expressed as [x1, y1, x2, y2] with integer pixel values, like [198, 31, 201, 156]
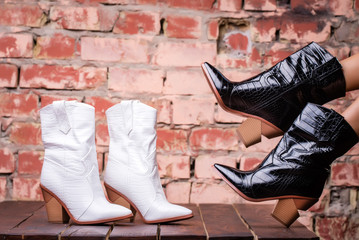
[325, 45, 351, 61]
[224, 31, 250, 54]
[12, 177, 42, 201]
[95, 122, 109, 146]
[0, 64, 18, 88]
[329, 0, 353, 16]
[356, 0, 359, 12]
[81, 37, 149, 63]
[136, 0, 157, 4]
[291, 0, 327, 14]
[1, 117, 13, 132]
[252, 18, 278, 42]
[157, 128, 188, 153]
[164, 70, 211, 95]
[172, 98, 214, 125]
[334, 22, 359, 43]
[143, 98, 172, 124]
[113, 11, 160, 35]
[0, 4, 46, 27]
[195, 154, 237, 179]
[217, 0, 242, 12]
[331, 162, 359, 186]
[85, 96, 118, 120]
[40, 95, 83, 108]
[153, 42, 216, 66]
[189, 128, 238, 151]
[20, 65, 107, 90]
[244, 0, 276, 11]
[0, 34, 33, 58]
[190, 181, 242, 203]
[263, 43, 297, 66]
[0, 93, 38, 118]
[157, 155, 190, 179]
[34, 33, 75, 59]
[165, 15, 201, 39]
[10, 122, 42, 145]
[165, 0, 215, 10]
[18, 151, 44, 175]
[0, 148, 15, 173]
[97, 152, 104, 173]
[50, 6, 119, 31]
[0, 177, 6, 201]
[108, 68, 164, 95]
[239, 154, 267, 171]
[280, 17, 330, 43]
[315, 217, 348, 240]
[165, 181, 191, 204]
[214, 106, 246, 123]
[207, 19, 219, 40]
[76, 0, 132, 3]
[240, 135, 280, 153]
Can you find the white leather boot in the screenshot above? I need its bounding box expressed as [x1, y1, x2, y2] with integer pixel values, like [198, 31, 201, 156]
[40, 100, 132, 224]
[104, 100, 193, 223]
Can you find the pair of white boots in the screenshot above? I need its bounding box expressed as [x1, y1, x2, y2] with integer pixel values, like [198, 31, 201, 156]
[40, 100, 192, 224]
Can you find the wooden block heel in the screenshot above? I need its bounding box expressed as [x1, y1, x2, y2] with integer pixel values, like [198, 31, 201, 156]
[238, 118, 283, 147]
[271, 198, 317, 227]
[41, 187, 70, 223]
[105, 184, 136, 222]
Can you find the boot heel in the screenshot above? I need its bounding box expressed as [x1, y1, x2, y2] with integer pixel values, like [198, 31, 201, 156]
[41, 187, 70, 223]
[271, 198, 317, 227]
[105, 184, 137, 222]
[238, 118, 283, 147]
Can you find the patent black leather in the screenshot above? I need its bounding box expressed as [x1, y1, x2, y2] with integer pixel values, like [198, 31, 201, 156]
[204, 42, 346, 131]
[215, 103, 358, 200]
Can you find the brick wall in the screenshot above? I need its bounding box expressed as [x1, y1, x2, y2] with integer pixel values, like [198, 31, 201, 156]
[0, 0, 358, 238]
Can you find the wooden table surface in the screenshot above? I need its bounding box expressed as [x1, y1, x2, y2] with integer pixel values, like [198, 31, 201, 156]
[0, 201, 319, 240]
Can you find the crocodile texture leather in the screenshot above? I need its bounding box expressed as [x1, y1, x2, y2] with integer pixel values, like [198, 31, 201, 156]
[203, 42, 346, 131]
[215, 103, 358, 200]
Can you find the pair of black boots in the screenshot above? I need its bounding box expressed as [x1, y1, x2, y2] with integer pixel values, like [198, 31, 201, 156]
[201, 42, 358, 227]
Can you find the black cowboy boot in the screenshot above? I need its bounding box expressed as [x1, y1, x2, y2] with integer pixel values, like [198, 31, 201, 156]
[201, 42, 346, 147]
[214, 103, 358, 227]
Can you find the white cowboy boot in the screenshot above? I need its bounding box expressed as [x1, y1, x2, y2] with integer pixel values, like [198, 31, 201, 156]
[104, 100, 193, 223]
[40, 100, 132, 224]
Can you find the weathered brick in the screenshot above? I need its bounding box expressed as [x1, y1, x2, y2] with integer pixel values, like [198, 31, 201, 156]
[331, 162, 359, 186]
[76, 0, 132, 3]
[96, 122, 109, 146]
[12, 177, 42, 201]
[18, 151, 44, 175]
[315, 217, 348, 240]
[136, 0, 157, 4]
[157, 128, 188, 153]
[108, 68, 164, 95]
[240, 135, 280, 153]
[153, 42, 216, 67]
[280, 17, 331, 43]
[1, 117, 13, 132]
[172, 97, 214, 125]
[20, 65, 107, 89]
[85, 96, 118, 120]
[50, 6, 119, 31]
[113, 11, 160, 35]
[166, 181, 191, 204]
[217, 0, 242, 12]
[252, 18, 278, 42]
[263, 43, 297, 66]
[0, 148, 15, 173]
[224, 30, 251, 54]
[195, 154, 237, 179]
[164, 70, 212, 95]
[157, 155, 190, 179]
[0, 64, 18, 88]
[0, 34, 33, 58]
[0, 177, 6, 201]
[356, 0, 359, 13]
[291, 0, 327, 14]
[190, 128, 238, 151]
[81, 37, 149, 63]
[34, 33, 76, 59]
[190, 181, 242, 203]
[207, 19, 219, 40]
[244, 0, 276, 11]
[165, 15, 201, 39]
[41, 95, 83, 108]
[239, 154, 267, 171]
[143, 98, 172, 124]
[10, 122, 42, 145]
[165, 0, 215, 10]
[325, 45, 351, 61]
[0, 4, 46, 27]
[0, 93, 38, 118]
[214, 106, 245, 123]
[329, 0, 353, 16]
[334, 22, 359, 43]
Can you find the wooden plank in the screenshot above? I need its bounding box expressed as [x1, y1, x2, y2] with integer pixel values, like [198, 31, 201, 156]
[109, 213, 157, 240]
[234, 204, 319, 240]
[159, 204, 207, 240]
[0, 201, 44, 237]
[5, 205, 68, 240]
[61, 223, 111, 240]
[199, 204, 253, 240]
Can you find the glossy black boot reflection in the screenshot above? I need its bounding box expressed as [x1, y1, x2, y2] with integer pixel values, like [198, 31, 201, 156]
[214, 103, 358, 227]
[202, 42, 346, 147]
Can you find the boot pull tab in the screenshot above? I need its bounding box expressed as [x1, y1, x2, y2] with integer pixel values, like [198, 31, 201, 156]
[53, 100, 71, 134]
[120, 100, 135, 135]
